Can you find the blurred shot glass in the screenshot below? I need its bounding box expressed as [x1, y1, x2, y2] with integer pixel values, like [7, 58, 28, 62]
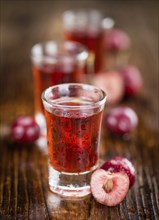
[31, 41, 88, 135]
[62, 9, 105, 74]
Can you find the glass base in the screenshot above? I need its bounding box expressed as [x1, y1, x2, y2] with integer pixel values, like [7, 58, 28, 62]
[48, 165, 98, 197]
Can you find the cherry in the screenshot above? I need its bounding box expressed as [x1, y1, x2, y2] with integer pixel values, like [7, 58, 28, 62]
[101, 157, 136, 188]
[105, 28, 131, 52]
[11, 116, 40, 143]
[119, 65, 143, 96]
[105, 106, 138, 135]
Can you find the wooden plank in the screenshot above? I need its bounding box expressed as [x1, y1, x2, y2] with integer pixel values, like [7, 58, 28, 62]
[0, 143, 11, 218]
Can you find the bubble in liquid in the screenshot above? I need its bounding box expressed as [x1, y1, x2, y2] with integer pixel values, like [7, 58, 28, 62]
[81, 124, 86, 130]
[84, 132, 89, 139]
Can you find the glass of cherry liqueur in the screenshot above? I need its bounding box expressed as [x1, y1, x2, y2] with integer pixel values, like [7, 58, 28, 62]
[31, 41, 88, 135]
[42, 83, 106, 197]
[62, 9, 104, 74]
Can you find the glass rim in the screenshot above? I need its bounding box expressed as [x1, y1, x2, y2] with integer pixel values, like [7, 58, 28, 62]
[62, 8, 103, 18]
[31, 40, 88, 63]
[62, 9, 103, 29]
[41, 83, 107, 110]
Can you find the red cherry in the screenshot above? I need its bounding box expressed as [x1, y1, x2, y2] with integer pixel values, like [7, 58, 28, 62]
[105, 28, 131, 51]
[119, 65, 143, 96]
[101, 157, 136, 188]
[105, 106, 138, 135]
[11, 116, 40, 143]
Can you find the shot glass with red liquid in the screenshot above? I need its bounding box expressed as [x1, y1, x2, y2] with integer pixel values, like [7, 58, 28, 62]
[31, 41, 88, 135]
[42, 83, 106, 197]
[62, 9, 104, 74]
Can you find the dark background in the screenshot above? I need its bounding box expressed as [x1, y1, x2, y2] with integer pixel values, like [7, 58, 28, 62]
[1, 0, 158, 125]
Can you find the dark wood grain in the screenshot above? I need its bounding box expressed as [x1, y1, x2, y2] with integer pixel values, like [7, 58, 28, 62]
[0, 0, 158, 219]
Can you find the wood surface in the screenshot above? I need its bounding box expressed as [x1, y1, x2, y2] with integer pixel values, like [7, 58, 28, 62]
[0, 1, 158, 219]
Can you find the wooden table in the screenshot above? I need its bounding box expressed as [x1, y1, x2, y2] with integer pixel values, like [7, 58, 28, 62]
[0, 1, 158, 219]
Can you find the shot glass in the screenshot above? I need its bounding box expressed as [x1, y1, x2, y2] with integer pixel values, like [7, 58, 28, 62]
[31, 41, 88, 133]
[62, 9, 104, 73]
[42, 83, 106, 197]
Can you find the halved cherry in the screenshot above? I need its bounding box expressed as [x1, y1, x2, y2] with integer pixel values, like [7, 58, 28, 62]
[92, 71, 124, 105]
[91, 169, 129, 206]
